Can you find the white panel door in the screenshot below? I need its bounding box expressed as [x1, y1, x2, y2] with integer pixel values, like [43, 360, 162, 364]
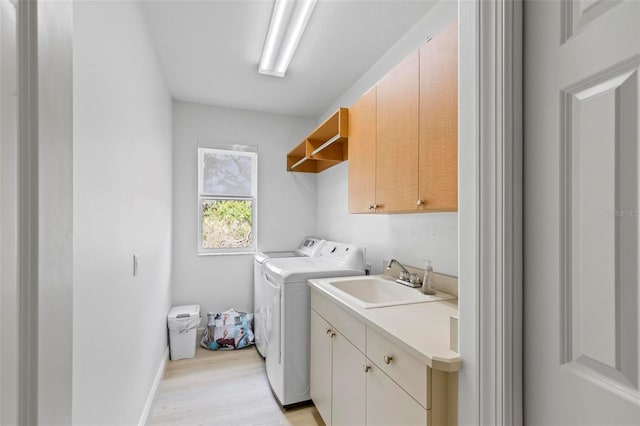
[525, 0, 640, 423]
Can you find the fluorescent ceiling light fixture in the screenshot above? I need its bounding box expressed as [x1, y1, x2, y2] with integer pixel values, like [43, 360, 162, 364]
[259, 0, 318, 77]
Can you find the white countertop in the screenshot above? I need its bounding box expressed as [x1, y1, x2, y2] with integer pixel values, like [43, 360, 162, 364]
[308, 276, 461, 372]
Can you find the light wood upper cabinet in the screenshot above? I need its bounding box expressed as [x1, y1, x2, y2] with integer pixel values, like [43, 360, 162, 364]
[376, 51, 420, 213]
[419, 21, 458, 211]
[347, 20, 458, 214]
[348, 87, 377, 213]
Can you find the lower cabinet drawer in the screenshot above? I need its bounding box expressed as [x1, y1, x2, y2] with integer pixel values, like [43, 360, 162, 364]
[366, 362, 427, 426]
[311, 290, 366, 352]
[366, 327, 429, 409]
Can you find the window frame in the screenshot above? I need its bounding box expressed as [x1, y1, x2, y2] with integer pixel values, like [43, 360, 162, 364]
[197, 145, 258, 256]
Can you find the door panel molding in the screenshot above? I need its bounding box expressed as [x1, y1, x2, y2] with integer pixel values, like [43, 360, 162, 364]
[560, 56, 640, 405]
[562, 0, 623, 43]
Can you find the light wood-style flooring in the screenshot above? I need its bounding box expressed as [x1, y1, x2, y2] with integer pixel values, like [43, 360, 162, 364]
[149, 346, 324, 426]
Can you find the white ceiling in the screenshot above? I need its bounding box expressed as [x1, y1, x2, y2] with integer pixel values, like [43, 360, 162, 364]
[141, 0, 437, 118]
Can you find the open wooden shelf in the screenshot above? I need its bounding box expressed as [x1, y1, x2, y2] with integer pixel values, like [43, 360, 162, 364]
[287, 108, 349, 173]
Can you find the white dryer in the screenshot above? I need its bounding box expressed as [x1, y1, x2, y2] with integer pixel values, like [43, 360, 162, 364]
[263, 241, 365, 408]
[253, 236, 325, 357]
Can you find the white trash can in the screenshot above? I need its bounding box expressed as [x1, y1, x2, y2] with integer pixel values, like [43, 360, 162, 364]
[168, 305, 201, 360]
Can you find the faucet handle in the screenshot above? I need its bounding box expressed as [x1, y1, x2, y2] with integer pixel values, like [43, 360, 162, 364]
[409, 273, 422, 285]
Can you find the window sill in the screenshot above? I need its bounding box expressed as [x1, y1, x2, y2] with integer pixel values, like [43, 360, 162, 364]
[197, 251, 256, 257]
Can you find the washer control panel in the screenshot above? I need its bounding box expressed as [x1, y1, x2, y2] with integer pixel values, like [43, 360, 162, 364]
[316, 241, 365, 270]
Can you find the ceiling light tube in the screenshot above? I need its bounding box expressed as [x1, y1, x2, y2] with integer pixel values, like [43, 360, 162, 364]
[259, 0, 318, 77]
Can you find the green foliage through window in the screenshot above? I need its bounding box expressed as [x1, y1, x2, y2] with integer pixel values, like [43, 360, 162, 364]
[201, 199, 253, 249]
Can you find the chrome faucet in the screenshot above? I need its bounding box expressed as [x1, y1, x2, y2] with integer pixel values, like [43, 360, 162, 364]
[386, 259, 411, 281]
[386, 259, 422, 288]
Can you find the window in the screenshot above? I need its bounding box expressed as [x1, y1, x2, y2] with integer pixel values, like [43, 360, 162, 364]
[198, 146, 257, 254]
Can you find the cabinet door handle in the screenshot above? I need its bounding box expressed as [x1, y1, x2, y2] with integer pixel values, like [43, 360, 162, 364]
[416, 199, 424, 206]
[383, 355, 393, 364]
[363, 364, 371, 372]
[326, 328, 336, 338]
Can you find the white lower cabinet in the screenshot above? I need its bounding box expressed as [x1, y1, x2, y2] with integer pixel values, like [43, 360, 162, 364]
[332, 329, 366, 426]
[366, 362, 427, 426]
[310, 310, 366, 426]
[311, 289, 459, 426]
[310, 311, 333, 423]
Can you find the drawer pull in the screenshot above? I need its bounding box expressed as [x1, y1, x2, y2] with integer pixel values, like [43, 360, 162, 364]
[383, 355, 393, 365]
[363, 364, 371, 373]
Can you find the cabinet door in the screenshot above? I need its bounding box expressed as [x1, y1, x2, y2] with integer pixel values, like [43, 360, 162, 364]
[376, 51, 420, 212]
[418, 21, 458, 211]
[348, 87, 377, 213]
[332, 332, 366, 426]
[366, 364, 427, 426]
[310, 311, 333, 425]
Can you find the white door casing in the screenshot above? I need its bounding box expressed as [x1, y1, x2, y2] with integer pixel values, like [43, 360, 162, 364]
[13, 0, 74, 424]
[17, 0, 39, 423]
[1, 0, 18, 424]
[458, 0, 523, 424]
[525, 0, 640, 424]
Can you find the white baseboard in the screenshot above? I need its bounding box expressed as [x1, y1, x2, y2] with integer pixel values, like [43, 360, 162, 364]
[138, 346, 169, 426]
[196, 326, 205, 343]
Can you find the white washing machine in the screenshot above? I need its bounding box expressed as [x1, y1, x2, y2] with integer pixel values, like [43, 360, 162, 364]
[263, 241, 365, 408]
[253, 236, 325, 357]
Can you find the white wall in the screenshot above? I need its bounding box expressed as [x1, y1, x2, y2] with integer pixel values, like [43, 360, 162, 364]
[73, 2, 173, 425]
[316, 1, 458, 276]
[172, 101, 316, 316]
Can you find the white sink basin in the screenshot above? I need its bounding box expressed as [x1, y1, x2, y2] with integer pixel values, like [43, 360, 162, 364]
[325, 275, 454, 309]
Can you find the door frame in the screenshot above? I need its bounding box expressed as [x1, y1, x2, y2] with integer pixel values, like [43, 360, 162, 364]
[17, 0, 39, 423]
[11, 0, 524, 424]
[16, 0, 74, 424]
[458, 0, 523, 424]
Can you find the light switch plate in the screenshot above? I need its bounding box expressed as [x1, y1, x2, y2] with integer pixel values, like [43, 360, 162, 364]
[133, 254, 138, 277]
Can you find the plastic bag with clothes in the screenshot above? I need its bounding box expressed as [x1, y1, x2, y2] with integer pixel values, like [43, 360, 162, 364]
[200, 308, 255, 350]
